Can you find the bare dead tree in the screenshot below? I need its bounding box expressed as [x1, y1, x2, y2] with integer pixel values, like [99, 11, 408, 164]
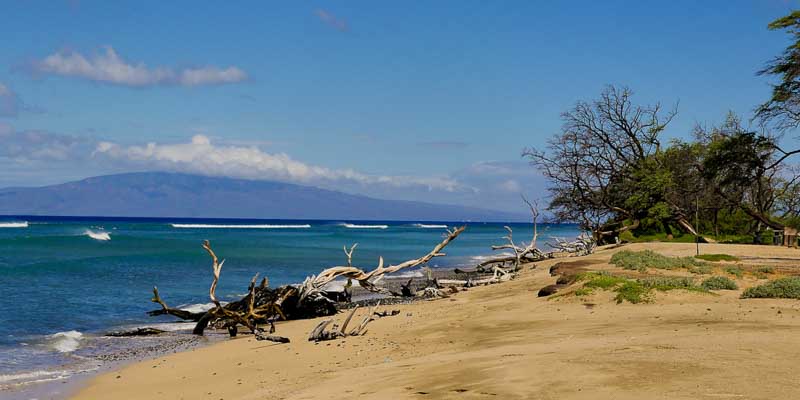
[524, 85, 698, 243]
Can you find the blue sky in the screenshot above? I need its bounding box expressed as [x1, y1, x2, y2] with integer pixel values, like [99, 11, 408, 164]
[0, 1, 795, 212]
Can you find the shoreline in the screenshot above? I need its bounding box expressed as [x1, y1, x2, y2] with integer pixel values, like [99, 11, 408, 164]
[70, 241, 800, 399]
[0, 265, 496, 399]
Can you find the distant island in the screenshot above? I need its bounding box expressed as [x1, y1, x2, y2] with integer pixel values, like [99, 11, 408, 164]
[0, 172, 527, 222]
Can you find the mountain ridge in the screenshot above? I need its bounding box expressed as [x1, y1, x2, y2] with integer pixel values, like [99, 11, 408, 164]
[0, 172, 528, 222]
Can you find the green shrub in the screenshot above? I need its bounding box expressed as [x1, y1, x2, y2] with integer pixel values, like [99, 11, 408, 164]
[741, 277, 800, 299]
[639, 276, 703, 291]
[614, 281, 651, 304]
[701, 276, 738, 290]
[610, 250, 706, 272]
[725, 266, 744, 278]
[695, 254, 740, 262]
[757, 266, 775, 274]
[574, 288, 592, 296]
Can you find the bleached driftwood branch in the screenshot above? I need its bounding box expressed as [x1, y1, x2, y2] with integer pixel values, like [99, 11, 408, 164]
[298, 226, 466, 303]
[546, 232, 596, 256]
[308, 304, 376, 341]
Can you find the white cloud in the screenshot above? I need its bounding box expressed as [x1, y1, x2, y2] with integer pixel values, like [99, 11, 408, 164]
[499, 179, 522, 193]
[93, 135, 466, 192]
[33, 46, 248, 87]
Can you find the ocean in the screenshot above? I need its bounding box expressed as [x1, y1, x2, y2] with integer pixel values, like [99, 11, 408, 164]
[0, 216, 580, 395]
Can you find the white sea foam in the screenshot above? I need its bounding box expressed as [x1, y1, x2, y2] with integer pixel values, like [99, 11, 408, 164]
[0, 369, 67, 385]
[469, 252, 514, 263]
[47, 330, 83, 353]
[84, 229, 111, 241]
[341, 223, 388, 229]
[177, 302, 221, 314]
[412, 223, 448, 229]
[0, 221, 28, 228]
[171, 224, 311, 229]
[122, 322, 196, 333]
[389, 270, 424, 278]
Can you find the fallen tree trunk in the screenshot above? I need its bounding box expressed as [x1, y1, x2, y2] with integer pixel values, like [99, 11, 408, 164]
[147, 228, 466, 338]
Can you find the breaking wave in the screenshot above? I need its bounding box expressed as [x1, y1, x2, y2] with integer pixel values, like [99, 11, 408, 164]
[84, 230, 111, 241]
[177, 302, 221, 314]
[47, 330, 83, 353]
[341, 223, 389, 229]
[0, 221, 28, 228]
[171, 224, 311, 229]
[411, 224, 448, 229]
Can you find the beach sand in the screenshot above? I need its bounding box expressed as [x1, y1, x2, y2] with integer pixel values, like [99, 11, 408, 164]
[72, 242, 800, 399]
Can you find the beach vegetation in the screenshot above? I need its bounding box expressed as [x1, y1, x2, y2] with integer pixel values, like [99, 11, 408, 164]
[741, 277, 800, 299]
[688, 264, 714, 275]
[725, 266, 744, 278]
[639, 276, 704, 292]
[610, 250, 706, 272]
[614, 281, 651, 304]
[757, 266, 775, 274]
[701, 276, 739, 290]
[695, 254, 739, 262]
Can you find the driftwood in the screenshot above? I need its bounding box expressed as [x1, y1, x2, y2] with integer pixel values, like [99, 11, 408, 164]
[546, 233, 596, 256]
[106, 327, 167, 337]
[472, 196, 544, 274]
[308, 303, 401, 342]
[308, 304, 375, 342]
[298, 226, 465, 303]
[147, 229, 465, 338]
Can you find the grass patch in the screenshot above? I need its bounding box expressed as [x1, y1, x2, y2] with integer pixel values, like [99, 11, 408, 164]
[724, 266, 744, 278]
[638, 276, 704, 292]
[610, 250, 707, 273]
[582, 274, 628, 289]
[741, 277, 800, 299]
[614, 281, 651, 304]
[695, 254, 740, 262]
[575, 270, 710, 304]
[701, 276, 738, 290]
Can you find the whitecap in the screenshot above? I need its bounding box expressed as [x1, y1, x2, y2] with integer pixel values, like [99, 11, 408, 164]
[0, 221, 28, 228]
[84, 229, 111, 241]
[412, 223, 448, 229]
[469, 252, 514, 263]
[177, 302, 222, 314]
[171, 224, 311, 229]
[389, 270, 424, 278]
[341, 223, 388, 229]
[47, 330, 83, 353]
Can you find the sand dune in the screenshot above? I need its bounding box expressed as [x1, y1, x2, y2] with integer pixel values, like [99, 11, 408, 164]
[72, 242, 800, 399]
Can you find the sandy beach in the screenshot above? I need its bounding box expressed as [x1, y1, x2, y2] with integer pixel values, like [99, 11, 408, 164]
[71, 242, 800, 399]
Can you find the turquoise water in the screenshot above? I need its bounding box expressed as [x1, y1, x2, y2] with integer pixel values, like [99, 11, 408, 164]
[0, 216, 579, 390]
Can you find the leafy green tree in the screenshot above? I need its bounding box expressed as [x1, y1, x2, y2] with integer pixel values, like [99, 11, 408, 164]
[757, 10, 800, 140]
